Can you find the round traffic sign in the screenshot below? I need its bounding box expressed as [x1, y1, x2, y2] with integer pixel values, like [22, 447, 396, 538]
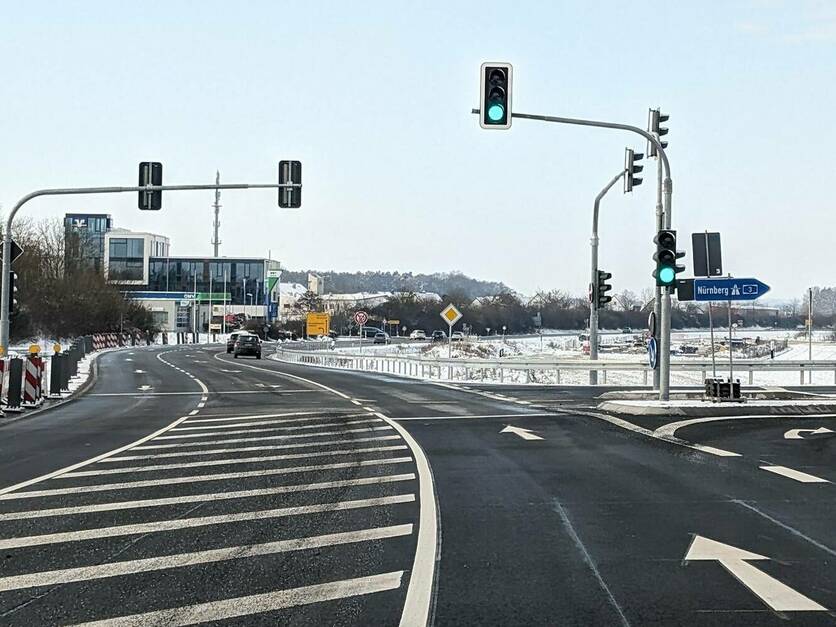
[647, 337, 658, 370]
[354, 310, 369, 325]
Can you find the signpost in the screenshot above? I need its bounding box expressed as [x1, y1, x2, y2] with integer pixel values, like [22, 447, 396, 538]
[0, 240, 25, 265]
[354, 310, 369, 353]
[306, 312, 330, 338]
[692, 278, 770, 301]
[440, 304, 463, 358]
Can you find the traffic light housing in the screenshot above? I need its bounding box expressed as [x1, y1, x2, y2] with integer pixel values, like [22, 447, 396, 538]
[8, 271, 17, 315]
[596, 270, 613, 309]
[624, 148, 644, 192]
[278, 160, 302, 208]
[138, 162, 162, 210]
[479, 63, 513, 129]
[654, 229, 686, 288]
[647, 109, 669, 158]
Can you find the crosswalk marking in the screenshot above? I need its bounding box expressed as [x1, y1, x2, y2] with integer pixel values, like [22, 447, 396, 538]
[172, 415, 368, 431]
[102, 435, 403, 461]
[183, 411, 366, 424]
[0, 494, 416, 549]
[0, 474, 417, 521]
[71, 571, 405, 627]
[0, 524, 414, 591]
[132, 426, 394, 450]
[0, 457, 414, 500]
[66, 446, 410, 477]
[155, 418, 384, 440]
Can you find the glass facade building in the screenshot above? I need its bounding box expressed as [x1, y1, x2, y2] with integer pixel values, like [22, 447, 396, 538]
[64, 213, 113, 273]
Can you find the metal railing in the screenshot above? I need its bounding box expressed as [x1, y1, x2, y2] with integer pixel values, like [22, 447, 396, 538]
[271, 344, 836, 386]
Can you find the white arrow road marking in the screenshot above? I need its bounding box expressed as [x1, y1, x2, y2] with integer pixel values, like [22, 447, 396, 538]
[134, 369, 145, 374]
[760, 465, 830, 483]
[784, 427, 834, 440]
[500, 425, 544, 441]
[684, 535, 827, 612]
[137, 385, 152, 392]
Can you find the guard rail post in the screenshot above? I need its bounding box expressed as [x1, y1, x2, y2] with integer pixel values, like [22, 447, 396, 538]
[6, 358, 23, 412]
[49, 353, 63, 398]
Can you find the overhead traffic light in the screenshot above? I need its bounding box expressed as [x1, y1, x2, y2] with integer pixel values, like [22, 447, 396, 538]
[647, 109, 669, 158]
[479, 63, 513, 129]
[8, 271, 17, 315]
[138, 162, 162, 210]
[596, 270, 613, 309]
[624, 148, 644, 192]
[653, 229, 686, 288]
[278, 160, 302, 208]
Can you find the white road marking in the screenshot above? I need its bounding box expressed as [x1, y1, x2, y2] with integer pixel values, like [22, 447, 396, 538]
[784, 426, 834, 440]
[133, 426, 395, 450]
[68, 446, 410, 477]
[89, 390, 318, 397]
[138, 385, 153, 391]
[72, 571, 405, 627]
[0, 496, 415, 550]
[684, 535, 827, 612]
[184, 410, 345, 424]
[104, 435, 403, 461]
[500, 425, 544, 441]
[155, 418, 384, 440]
[0, 458, 414, 499]
[392, 412, 553, 421]
[760, 465, 830, 483]
[172, 415, 356, 431]
[0, 474, 417, 521]
[134, 369, 145, 374]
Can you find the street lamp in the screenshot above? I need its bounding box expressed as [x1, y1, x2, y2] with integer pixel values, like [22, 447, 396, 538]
[502, 325, 507, 341]
[246, 292, 254, 306]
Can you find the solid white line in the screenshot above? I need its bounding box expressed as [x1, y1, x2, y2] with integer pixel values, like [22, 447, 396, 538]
[393, 412, 554, 421]
[0, 458, 414, 500]
[0, 524, 413, 592]
[760, 465, 830, 483]
[0, 474, 417, 521]
[155, 418, 384, 440]
[72, 571, 404, 627]
[0, 350, 208, 496]
[183, 410, 352, 424]
[132, 426, 395, 450]
[88, 390, 320, 397]
[67, 446, 410, 477]
[0, 495, 416, 550]
[172, 415, 356, 431]
[103, 435, 403, 461]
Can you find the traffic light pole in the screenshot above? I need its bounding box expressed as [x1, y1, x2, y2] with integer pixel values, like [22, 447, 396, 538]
[471, 108, 674, 400]
[652, 158, 664, 390]
[589, 168, 626, 385]
[0, 181, 300, 355]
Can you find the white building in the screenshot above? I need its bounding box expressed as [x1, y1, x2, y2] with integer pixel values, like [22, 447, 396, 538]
[103, 229, 170, 285]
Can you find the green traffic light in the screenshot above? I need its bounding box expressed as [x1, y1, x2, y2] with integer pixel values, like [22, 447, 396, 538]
[658, 266, 675, 284]
[487, 103, 505, 122]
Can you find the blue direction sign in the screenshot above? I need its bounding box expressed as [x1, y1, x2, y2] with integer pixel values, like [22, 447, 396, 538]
[647, 337, 658, 370]
[693, 278, 770, 302]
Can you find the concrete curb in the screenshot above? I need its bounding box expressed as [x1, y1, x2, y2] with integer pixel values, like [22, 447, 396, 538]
[598, 400, 836, 417]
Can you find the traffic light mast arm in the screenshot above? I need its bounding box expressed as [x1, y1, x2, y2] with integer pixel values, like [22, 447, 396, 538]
[0, 180, 302, 354]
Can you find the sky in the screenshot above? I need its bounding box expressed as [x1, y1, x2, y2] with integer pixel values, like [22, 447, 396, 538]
[1, 0, 835, 301]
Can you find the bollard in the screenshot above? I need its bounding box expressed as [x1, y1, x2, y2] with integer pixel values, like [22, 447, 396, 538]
[6, 359, 24, 412]
[0, 357, 5, 405]
[23, 355, 41, 406]
[60, 354, 70, 392]
[50, 354, 63, 398]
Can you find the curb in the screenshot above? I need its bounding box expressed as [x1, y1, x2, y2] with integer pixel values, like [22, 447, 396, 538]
[598, 400, 836, 417]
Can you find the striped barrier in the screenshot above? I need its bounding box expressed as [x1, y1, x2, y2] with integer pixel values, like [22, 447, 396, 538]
[23, 355, 42, 406]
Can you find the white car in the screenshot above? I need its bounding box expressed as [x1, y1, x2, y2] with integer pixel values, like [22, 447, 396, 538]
[451, 331, 465, 342]
[409, 330, 427, 340]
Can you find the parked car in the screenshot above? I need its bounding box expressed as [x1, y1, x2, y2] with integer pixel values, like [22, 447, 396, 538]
[409, 330, 427, 340]
[233, 334, 262, 359]
[227, 330, 255, 353]
[361, 326, 382, 338]
[451, 331, 465, 342]
[373, 331, 390, 344]
[431, 330, 447, 342]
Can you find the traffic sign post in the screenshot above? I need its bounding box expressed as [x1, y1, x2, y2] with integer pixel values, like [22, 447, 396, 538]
[692, 278, 770, 301]
[354, 310, 368, 354]
[440, 304, 462, 358]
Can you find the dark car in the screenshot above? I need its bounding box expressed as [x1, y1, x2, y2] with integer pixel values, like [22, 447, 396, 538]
[373, 331, 390, 344]
[431, 330, 446, 342]
[234, 334, 262, 359]
[227, 331, 254, 353]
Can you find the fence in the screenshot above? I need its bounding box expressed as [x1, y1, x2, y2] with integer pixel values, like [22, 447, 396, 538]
[272, 345, 836, 386]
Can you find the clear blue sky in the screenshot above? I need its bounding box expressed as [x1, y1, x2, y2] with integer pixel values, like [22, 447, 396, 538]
[1, 1, 834, 300]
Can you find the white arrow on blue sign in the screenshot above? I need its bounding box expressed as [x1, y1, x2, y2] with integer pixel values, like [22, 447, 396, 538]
[693, 278, 770, 302]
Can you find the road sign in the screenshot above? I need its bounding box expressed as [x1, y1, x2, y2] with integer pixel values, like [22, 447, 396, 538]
[647, 311, 657, 338]
[354, 310, 369, 326]
[693, 278, 770, 301]
[306, 312, 330, 337]
[440, 304, 462, 326]
[0, 240, 24, 265]
[692, 232, 722, 277]
[138, 162, 162, 210]
[278, 160, 302, 208]
[647, 337, 658, 370]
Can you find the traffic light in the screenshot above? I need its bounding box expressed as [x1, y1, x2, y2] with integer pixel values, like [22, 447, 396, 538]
[596, 270, 613, 309]
[138, 162, 162, 210]
[8, 271, 17, 315]
[624, 148, 644, 192]
[647, 108, 669, 158]
[278, 160, 302, 208]
[479, 63, 513, 129]
[653, 229, 686, 288]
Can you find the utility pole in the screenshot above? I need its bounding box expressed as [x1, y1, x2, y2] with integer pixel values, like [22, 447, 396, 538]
[212, 170, 221, 257]
[808, 287, 813, 383]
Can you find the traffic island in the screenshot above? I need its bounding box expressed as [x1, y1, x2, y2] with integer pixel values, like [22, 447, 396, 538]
[598, 398, 836, 417]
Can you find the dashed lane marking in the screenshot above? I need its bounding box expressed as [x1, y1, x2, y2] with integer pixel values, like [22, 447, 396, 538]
[760, 465, 830, 483]
[0, 525, 413, 593]
[0, 495, 416, 550]
[0, 458, 415, 499]
[72, 571, 405, 627]
[0, 474, 417, 520]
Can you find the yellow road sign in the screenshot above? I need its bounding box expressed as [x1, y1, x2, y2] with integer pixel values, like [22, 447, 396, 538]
[306, 312, 331, 337]
[440, 304, 463, 325]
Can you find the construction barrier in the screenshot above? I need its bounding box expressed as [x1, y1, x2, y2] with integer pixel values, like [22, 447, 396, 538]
[23, 355, 41, 406]
[6, 359, 23, 412]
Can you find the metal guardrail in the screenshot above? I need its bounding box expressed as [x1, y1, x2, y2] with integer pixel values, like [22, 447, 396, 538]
[272, 345, 836, 385]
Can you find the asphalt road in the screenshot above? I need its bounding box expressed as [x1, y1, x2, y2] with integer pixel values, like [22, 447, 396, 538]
[0, 343, 833, 625]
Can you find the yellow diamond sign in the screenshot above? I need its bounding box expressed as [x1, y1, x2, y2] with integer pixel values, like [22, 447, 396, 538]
[440, 303, 463, 326]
